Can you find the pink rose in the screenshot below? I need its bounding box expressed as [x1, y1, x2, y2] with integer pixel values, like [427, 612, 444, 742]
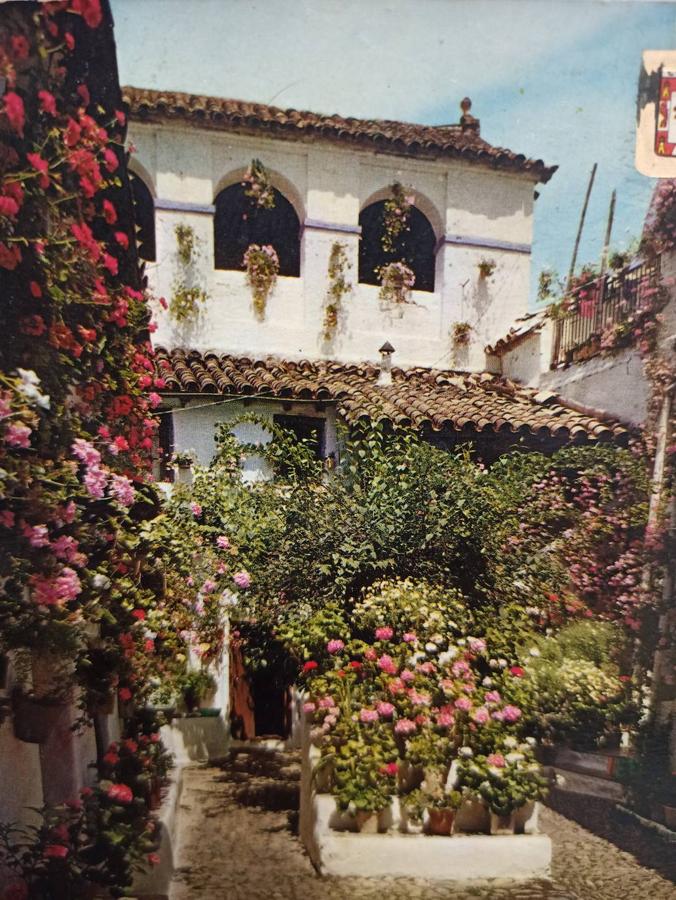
[394, 718, 417, 735]
[454, 697, 472, 712]
[502, 705, 522, 723]
[487, 753, 506, 768]
[403, 632, 417, 643]
[472, 706, 489, 724]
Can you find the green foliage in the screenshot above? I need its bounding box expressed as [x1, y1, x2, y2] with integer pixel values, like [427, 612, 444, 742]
[323, 242, 352, 340]
[170, 224, 209, 323]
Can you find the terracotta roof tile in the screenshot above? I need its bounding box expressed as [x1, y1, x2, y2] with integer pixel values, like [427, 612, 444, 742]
[155, 348, 629, 444]
[123, 86, 556, 184]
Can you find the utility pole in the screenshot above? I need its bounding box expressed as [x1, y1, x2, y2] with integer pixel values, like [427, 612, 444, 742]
[567, 163, 598, 291]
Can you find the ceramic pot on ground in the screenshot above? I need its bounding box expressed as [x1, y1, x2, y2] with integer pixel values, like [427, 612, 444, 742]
[399, 806, 424, 834]
[454, 798, 489, 833]
[427, 808, 455, 836]
[489, 811, 516, 835]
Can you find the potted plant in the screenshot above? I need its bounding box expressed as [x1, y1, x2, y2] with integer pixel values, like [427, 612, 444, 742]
[478, 258, 496, 279]
[179, 669, 216, 715]
[172, 451, 194, 484]
[452, 321, 472, 346]
[333, 760, 393, 833]
[377, 261, 415, 306]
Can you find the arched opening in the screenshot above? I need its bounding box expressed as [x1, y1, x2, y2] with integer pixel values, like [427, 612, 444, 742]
[214, 183, 301, 276]
[129, 172, 156, 262]
[359, 201, 436, 292]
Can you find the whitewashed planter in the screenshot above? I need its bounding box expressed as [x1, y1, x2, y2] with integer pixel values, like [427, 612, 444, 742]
[514, 800, 538, 834]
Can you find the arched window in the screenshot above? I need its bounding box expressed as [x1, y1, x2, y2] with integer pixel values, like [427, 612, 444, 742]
[129, 172, 156, 262]
[214, 183, 300, 276]
[359, 202, 436, 292]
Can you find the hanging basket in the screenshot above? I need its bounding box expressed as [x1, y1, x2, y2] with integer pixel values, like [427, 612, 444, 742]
[12, 691, 68, 743]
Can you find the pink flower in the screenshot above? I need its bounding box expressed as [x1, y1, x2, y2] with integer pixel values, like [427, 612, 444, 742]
[388, 678, 405, 695]
[409, 690, 431, 706]
[5, 422, 31, 448]
[468, 638, 486, 654]
[38, 90, 57, 116]
[148, 853, 160, 866]
[318, 696, 335, 708]
[22, 523, 50, 548]
[487, 753, 506, 768]
[377, 654, 397, 674]
[454, 697, 472, 712]
[375, 626, 393, 641]
[472, 706, 489, 724]
[303, 701, 316, 714]
[502, 705, 522, 723]
[359, 708, 379, 723]
[71, 439, 101, 467]
[376, 701, 395, 718]
[436, 711, 454, 728]
[201, 578, 217, 594]
[400, 668, 415, 683]
[190, 502, 202, 517]
[233, 570, 251, 589]
[31, 568, 82, 607]
[107, 783, 133, 805]
[327, 639, 345, 654]
[217, 535, 230, 549]
[452, 660, 471, 678]
[403, 632, 417, 643]
[84, 465, 107, 499]
[394, 718, 417, 735]
[110, 474, 134, 507]
[148, 392, 161, 409]
[364, 648, 377, 661]
[484, 690, 501, 704]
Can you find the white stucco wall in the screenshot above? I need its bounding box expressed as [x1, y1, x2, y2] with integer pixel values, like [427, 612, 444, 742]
[170, 396, 337, 473]
[129, 121, 538, 371]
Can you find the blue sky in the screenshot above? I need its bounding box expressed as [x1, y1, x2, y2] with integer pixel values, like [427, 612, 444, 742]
[111, 0, 676, 303]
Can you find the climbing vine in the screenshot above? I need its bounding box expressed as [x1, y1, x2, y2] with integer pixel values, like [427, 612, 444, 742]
[169, 223, 209, 324]
[323, 241, 352, 340]
[381, 182, 414, 253]
[244, 243, 279, 318]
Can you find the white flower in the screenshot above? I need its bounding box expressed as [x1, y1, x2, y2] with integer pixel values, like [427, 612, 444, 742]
[458, 746, 473, 758]
[498, 658, 508, 669]
[457, 638, 467, 647]
[524, 737, 537, 747]
[17, 368, 40, 386]
[482, 676, 493, 687]
[503, 736, 518, 749]
[505, 752, 525, 765]
[488, 658, 499, 670]
[529, 647, 541, 658]
[525, 606, 539, 617]
[220, 589, 238, 608]
[438, 650, 455, 666]
[92, 573, 111, 590]
[425, 642, 438, 653]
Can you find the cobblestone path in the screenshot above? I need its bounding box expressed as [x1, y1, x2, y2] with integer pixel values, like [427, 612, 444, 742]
[168, 747, 676, 900]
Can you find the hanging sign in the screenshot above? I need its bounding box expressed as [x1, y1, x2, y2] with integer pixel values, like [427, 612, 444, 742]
[636, 51, 676, 176]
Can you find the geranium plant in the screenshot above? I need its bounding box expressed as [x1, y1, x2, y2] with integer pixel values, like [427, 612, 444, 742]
[377, 261, 415, 305]
[242, 158, 275, 210]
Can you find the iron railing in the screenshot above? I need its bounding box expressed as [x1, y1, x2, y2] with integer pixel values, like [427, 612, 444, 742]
[550, 256, 662, 368]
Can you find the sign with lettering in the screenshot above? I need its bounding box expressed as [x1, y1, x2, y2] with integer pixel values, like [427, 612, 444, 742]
[636, 51, 676, 176]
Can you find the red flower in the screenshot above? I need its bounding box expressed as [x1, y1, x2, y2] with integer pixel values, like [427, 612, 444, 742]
[71, 0, 103, 28]
[148, 853, 160, 866]
[103, 253, 118, 275]
[77, 84, 90, 107]
[302, 660, 318, 673]
[27, 153, 49, 189]
[103, 147, 119, 173]
[102, 199, 117, 224]
[21, 315, 46, 336]
[64, 118, 82, 148]
[509, 666, 525, 677]
[38, 90, 57, 116]
[80, 786, 93, 797]
[619, 675, 631, 683]
[3, 93, 24, 136]
[107, 783, 133, 805]
[114, 231, 129, 249]
[10, 35, 30, 60]
[4, 880, 28, 900]
[103, 751, 119, 766]
[0, 243, 21, 270]
[115, 109, 126, 126]
[64, 33, 75, 51]
[348, 660, 362, 670]
[132, 608, 145, 620]
[0, 196, 19, 218]
[118, 686, 132, 702]
[29, 281, 42, 297]
[44, 844, 69, 859]
[379, 762, 398, 776]
[77, 326, 97, 342]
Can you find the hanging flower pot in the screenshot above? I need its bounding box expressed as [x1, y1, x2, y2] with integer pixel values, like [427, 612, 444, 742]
[427, 807, 455, 836]
[243, 243, 279, 318]
[12, 691, 68, 743]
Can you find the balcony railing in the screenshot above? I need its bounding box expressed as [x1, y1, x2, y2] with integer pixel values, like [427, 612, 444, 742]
[550, 256, 662, 368]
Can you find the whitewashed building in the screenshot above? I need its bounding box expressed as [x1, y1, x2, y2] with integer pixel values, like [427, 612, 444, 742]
[123, 86, 630, 470]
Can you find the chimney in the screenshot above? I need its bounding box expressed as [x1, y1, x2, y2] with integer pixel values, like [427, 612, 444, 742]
[460, 97, 480, 135]
[378, 341, 395, 387]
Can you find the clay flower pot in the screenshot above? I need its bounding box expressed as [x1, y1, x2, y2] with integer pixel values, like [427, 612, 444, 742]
[427, 808, 455, 836]
[490, 811, 516, 835]
[663, 805, 676, 830]
[354, 810, 380, 833]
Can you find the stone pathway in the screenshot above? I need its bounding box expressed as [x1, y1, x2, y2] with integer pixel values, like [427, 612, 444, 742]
[168, 747, 676, 900]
